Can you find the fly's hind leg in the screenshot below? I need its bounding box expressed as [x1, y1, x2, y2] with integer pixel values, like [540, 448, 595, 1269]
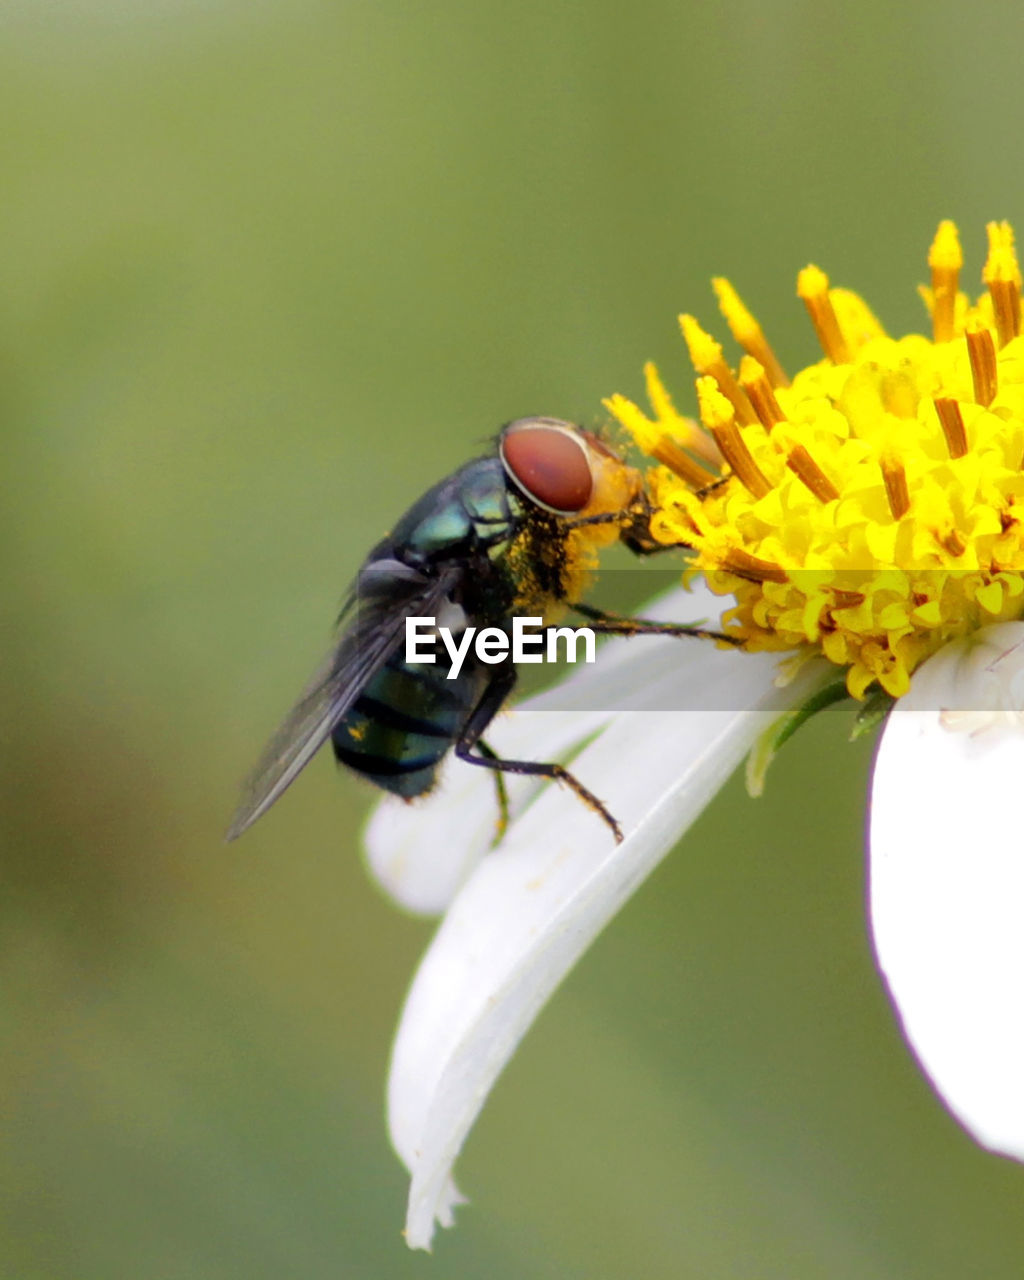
[476, 739, 510, 841]
[457, 737, 624, 845]
[571, 600, 741, 646]
[456, 667, 623, 844]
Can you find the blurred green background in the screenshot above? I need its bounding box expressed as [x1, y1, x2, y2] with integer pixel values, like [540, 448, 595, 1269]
[4, 2, 1024, 1276]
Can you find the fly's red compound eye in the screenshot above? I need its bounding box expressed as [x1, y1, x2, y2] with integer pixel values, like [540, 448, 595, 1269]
[499, 420, 593, 514]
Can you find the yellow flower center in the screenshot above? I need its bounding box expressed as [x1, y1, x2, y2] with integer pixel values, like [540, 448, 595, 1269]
[606, 221, 1024, 699]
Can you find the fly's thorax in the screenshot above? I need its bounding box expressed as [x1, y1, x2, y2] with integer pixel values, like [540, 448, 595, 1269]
[460, 462, 522, 545]
[389, 457, 518, 564]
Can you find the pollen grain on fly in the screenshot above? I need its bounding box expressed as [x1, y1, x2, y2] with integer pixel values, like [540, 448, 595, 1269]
[608, 221, 1024, 701]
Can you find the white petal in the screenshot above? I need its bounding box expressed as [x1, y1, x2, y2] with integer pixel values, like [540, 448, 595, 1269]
[363, 706, 610, 916]
[365, 582, 754, 915]
[388, 645, 824, 1248]
[870, 622, 1024, 1158]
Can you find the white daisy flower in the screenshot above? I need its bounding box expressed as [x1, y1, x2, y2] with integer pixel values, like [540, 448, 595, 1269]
[367, 221, 1024, 1248]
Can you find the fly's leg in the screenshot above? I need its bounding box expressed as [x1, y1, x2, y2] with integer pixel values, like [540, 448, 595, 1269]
[563, 501, 693, 556]
[571, 600, 741, 646]
[476, 739, 510, 841]
[455, 667, 623, 844]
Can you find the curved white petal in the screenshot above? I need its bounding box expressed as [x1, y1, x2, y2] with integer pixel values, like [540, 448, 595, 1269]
[365, 582, 754, 915]
[870, 622, 1024, 1158]
[363, 705, 610, 916]
[388, 644, 825, 1249]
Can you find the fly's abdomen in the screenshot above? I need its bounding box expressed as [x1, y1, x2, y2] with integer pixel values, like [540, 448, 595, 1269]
[331, 651, 483, 797]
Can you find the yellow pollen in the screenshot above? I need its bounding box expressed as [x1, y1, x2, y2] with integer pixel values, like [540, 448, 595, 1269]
[696, 377, 772, 499]
[680, 314, 757, 425]
[983, 220, 1022, 347]
[966, 321, 998, 406]
[607, 220, 1024, 701]
[712, 277, 789, 388]
[797, 265, 851, 364]
[879, 450, 910, 520]
[928, 219, 962, 343]
[786, 444, 839, 503]
[933, 397, 968, 458]
[738, 356, 784, 431]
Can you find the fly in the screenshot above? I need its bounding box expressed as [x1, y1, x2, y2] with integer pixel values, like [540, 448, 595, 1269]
[228, 416, 729, 843]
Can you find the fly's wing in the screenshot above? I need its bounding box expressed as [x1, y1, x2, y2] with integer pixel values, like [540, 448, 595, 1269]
[227, 560, 461, 840]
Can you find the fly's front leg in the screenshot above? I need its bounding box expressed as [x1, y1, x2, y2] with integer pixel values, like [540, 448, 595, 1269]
[571, 600, 741, 646]
[563, 499, 694, 556]
[455, 666, 623, 844]
[619, 493, 693, 556]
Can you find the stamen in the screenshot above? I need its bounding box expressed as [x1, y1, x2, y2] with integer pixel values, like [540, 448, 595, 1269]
[928, 220, 962, 343]
[643, 362, 721, 467]
[708, 424, 772, 500]
[680, 315, 757, 424]
[649, 438, 718, 488]
[879, 449, 910, 520]
[797, 265, 851, 365]
[983, 221, 1022, 347]
[966, 321, 998, 406]
[720, 546, 788, 584]
[602, 393, 717, 488]
[712, 278, 790, 388]
[939, 529, 967, 557]
[933, 397, 968, 458]
[696, 377, 772, 499]
[786, 444, 839, 503]
[738, 356, 784, 431]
